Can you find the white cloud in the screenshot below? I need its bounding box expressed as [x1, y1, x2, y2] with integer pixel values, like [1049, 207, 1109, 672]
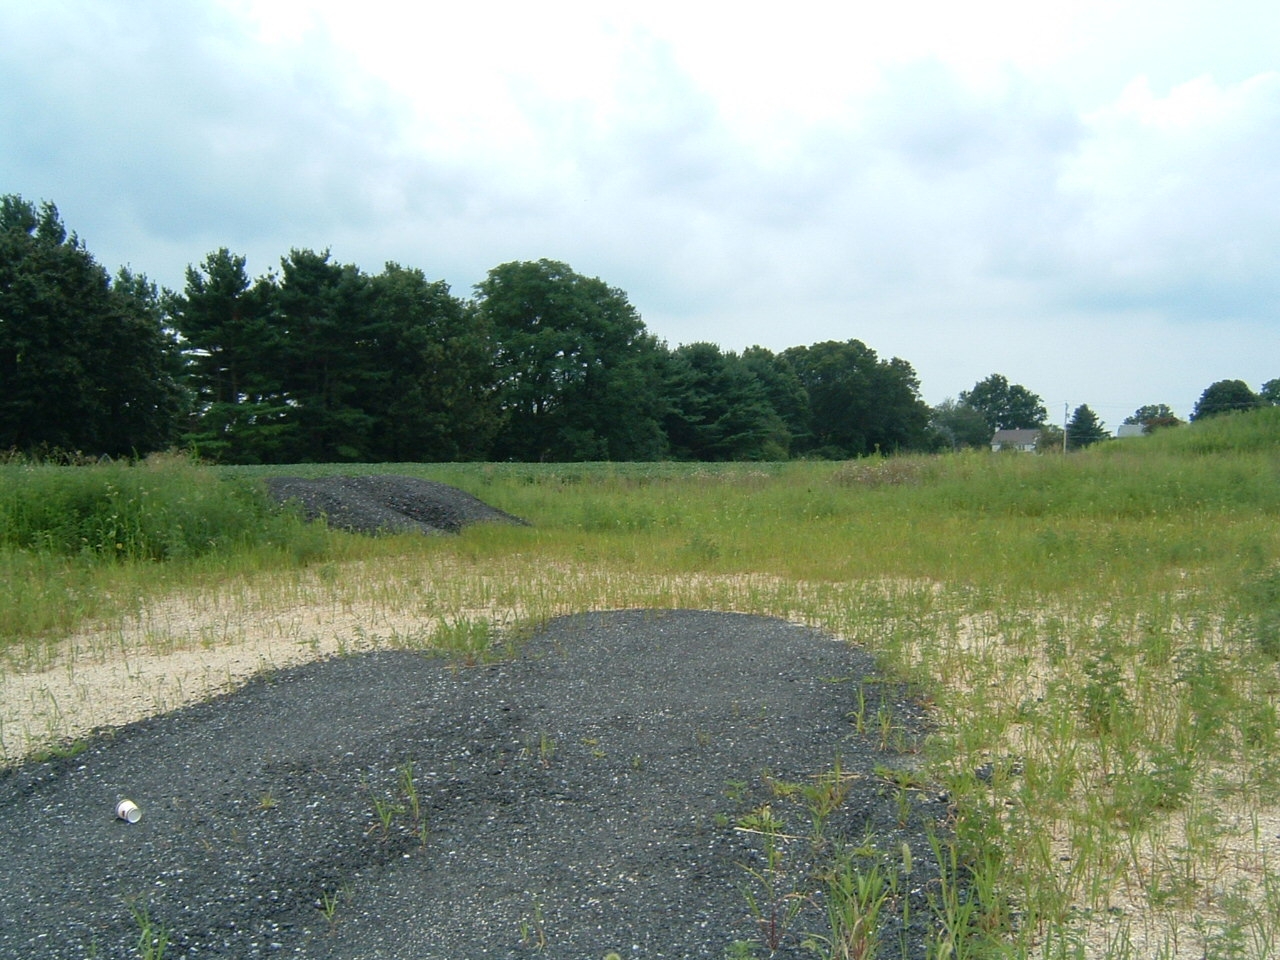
[2, 0, 1277, 423]
[1058, 72, 1280, 318]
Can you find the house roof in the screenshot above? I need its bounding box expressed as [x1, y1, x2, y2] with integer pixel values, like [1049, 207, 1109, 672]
[991, 429, 1040, 444]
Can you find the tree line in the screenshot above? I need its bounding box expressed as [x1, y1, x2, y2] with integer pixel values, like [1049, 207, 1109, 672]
[2, 195, 1274, 462]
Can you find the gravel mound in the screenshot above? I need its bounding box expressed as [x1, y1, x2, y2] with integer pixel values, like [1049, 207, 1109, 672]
[0, 610, 946, 959]
[264, 475, 530, 536]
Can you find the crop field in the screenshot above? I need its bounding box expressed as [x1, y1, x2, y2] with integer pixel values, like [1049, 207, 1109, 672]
[2, 407, 1279, 958]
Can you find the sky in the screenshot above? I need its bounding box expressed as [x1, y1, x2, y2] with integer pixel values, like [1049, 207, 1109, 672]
[2, 0, 1277, 426]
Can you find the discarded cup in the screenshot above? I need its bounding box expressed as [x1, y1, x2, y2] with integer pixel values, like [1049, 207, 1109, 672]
[116, 799, 141, 824]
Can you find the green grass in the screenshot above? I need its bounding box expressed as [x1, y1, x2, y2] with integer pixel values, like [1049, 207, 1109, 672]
[3, 408, 1280, 957]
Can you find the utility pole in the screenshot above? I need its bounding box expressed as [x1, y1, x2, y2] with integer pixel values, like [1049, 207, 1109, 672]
[1063, 402, 1069, 454]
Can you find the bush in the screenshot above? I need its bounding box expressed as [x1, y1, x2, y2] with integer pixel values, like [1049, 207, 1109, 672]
[0, 453, 297, 561]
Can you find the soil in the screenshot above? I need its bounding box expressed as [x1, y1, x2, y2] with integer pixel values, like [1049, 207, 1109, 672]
[0, 478, 950, 959]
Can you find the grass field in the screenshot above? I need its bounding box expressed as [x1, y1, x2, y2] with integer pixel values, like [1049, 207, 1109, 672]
[2, 407, 1278, 958]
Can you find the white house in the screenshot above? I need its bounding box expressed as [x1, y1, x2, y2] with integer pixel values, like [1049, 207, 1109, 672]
[990, 428, 1040, 452]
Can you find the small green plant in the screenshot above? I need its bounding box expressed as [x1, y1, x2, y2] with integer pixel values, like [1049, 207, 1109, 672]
[370, 792, 402, 838]
[803, 850, 889, 960]
[28, 738, 88, 763]
[399, 760, 429, 845]
[429, 616, 499, 664]
[1080, 653, 1133, 738]
[130, 901, 170, 960]
[737, 804, 806, 952]
[801, 755, 852, 831]
[400, 762, 421, 822]
[1242, 562, 1280, 658]
[319, 888, 340, 926]
[519, 899, 547, 949]
[526, 732, 555, 767]
[849, 683, 868, 734]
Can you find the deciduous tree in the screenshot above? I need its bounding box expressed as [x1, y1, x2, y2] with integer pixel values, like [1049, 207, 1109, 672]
[782, 340, 930, 458]
[474, 260, 666, 461]
[958, 373, 1047, 431]
[930, 398, 992, 450]
[1123, 404, 1183, 431]
[1192, 380, 1260, 420]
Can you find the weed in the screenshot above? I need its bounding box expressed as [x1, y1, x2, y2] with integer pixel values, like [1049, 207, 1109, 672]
[129, 901, 170, 960]
[519, 899, 547, 949]
[803, 849, 890, 960]
[369, 792, 403, 839]
[737, 804, 806, 951]
[28, 738, 88, 763]
[319, 888, 340, 926]
[531, 732, 555, 767]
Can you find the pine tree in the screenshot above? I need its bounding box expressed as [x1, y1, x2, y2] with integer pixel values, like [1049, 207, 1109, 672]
[1066, 404, 1108, 449]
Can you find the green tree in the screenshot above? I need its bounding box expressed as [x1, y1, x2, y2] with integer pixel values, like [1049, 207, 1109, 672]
[475, 259, 666, 461]
[1124, 403, 1175, 425]
[1124, 404, 1183, 432]
[1192, 380, 1260, 420]
[1260, 379, 1279, 406]
[273, 249, 376, 461]
[1066, 404, 1108, 449]
[0, 195, 183, 455]
[929, 398, 992, 450]
[168, 249, 289, 461]
[959, 374, 1047, 431]
[362, 264, 500, 461]
[741, 345, 809, 455]
[1038, 423, 1065, 453]
[782, 340, 930, 458]
[662, 342, 787, 460]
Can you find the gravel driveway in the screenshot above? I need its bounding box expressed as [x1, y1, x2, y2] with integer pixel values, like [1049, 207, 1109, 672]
[0, 609, 947, 959]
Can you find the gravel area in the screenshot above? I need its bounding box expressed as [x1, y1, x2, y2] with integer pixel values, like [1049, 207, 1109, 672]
[263, 475, 530, 535]
[0, 610, 947, 959]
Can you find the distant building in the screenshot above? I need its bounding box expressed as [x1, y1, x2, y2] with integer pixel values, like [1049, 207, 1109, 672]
[1115, 424, 1145, 439]
[990, 428, 1040, 452]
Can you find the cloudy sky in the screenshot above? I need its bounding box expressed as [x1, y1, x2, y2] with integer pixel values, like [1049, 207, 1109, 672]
[3, 1, 1277, 424]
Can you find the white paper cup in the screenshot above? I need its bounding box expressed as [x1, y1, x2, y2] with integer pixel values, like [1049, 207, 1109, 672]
[116, 799, 141, 823]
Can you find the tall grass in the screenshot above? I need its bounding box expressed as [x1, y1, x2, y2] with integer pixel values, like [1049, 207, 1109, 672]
[3, 409, 1279, 957]
[0, 452, 320, 642]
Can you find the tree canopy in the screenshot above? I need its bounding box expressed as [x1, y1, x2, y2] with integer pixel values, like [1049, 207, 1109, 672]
[0, 195, 183, 456]
[929, 398, 993, 450]
[474, 259, 667, 461]
[782, 340, 930, 457]
[1192, 380, 1260, 420]
[1066, 404, 1108, 449]
[958, 374, 1048, 432]
[1124, 403, 1183, 433]
[31, 191, 1257, 464]
[661, 342, 788, 461]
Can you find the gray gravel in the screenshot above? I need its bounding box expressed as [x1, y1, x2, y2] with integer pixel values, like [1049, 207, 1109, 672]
[0, 610, 948, 959]
[263, 475, 530, 536]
